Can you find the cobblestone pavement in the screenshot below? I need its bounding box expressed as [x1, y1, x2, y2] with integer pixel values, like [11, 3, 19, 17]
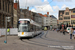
[0, 30, 75, 50]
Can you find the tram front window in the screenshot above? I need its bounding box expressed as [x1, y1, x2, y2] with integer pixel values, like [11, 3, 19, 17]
[18, 24, 28, 32]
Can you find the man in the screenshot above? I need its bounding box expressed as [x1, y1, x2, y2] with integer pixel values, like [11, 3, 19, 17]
[68, 27, 73, 39]
[72, 27, 75, 39]
[63, 25, 67, 35]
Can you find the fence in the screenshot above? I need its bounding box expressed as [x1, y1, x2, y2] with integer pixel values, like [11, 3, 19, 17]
[0, 28, 18, 37]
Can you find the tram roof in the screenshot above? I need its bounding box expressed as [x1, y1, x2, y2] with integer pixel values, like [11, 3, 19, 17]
[19, 18, 31, 21]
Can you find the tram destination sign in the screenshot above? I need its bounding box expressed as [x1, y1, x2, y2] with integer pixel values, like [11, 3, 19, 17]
[19, 21, 28, 23]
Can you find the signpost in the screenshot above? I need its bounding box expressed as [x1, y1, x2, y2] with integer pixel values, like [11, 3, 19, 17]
[4, 17, 11, 44]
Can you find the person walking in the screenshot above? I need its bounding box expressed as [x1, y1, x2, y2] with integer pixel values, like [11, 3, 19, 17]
[63, 25, 67, 35]
[69, 28, 73, 39]
[72, 28, 75, 39]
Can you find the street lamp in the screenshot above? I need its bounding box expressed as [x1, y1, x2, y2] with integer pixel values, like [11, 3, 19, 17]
[4, 17, 11, 44]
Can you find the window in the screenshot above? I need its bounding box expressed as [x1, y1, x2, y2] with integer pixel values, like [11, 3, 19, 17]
[71, 20, 75, 24]
[3, 1, 4, 11]
[0, 0, 1, 10]
[47, 23, 48, 24]
[73, 11, 75, 13]
[60, 15, 62, 16]
[46, 20, 48, 22]
[64, 21, 70, 24]
[18, 24, 28, 32]
[0, 14, 1, 22]
[6, 3, 7, 12]
[8, 4, 9, 13]
[64, 17, 70, 19]
[65, 12, 69, 15]
[3, 15, 4, 26]
[59, 18, 63, 20]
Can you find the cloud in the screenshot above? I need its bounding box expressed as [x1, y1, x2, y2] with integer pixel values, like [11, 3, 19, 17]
[61, 4, 67, 9]
[31, 5, 60, 19]
[44, 0, 47, 1]
[31, 9, 36, 12]
[31, 4, 54, 15]
[19, 0, 49, 8]
[53, 0, 64, 2]
[53, 6, 59, 10]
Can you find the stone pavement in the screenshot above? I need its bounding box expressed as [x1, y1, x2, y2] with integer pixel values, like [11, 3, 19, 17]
[0, 30, 75, 50]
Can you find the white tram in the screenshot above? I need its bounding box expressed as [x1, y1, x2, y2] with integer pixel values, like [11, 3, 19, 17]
[17, 18, 42, 38]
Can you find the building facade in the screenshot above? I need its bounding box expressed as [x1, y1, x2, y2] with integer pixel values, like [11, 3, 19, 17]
[20, 7, 33, 19]
[33, 13, 43, 26]
[58, 7, 75, 26]
[0, 0, 14, 28]
[70, 8, 75, 26]
[42, 12, 57, 29]
[13, 0, 20, 28]
[50, 15, 57, 28]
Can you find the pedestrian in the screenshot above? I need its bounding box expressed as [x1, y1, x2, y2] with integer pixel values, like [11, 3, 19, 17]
[63, 29, 65, 35]
[72, 28, 75, 39]
[63, 25, 67, 35]
[69, 28, 73, 39]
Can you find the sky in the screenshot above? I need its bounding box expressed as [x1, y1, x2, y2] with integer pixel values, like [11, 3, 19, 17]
[15, 0, 75, 19]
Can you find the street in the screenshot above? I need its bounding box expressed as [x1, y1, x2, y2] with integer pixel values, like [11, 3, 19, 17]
[0, 30, 75, 50]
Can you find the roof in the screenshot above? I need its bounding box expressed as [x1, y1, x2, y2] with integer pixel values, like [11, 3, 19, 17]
[14, 3, 17, 9]
[43, 15, 47, 17]
[51, 15, 57, 19]
[37, 13, 48, 17]
[58, 8, 75, 17]
[69, 8, 75, 11]
[38, 13, 43, 16]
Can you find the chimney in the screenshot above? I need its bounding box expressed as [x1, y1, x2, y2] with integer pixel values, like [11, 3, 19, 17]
[27, 7, 29, 10]
[47, 12, 49, 15]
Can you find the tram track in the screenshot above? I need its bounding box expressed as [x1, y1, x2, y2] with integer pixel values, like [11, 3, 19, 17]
[21, 30, 75, 50]
[22, 38, 62, 50]
[21, 31, 64, 50]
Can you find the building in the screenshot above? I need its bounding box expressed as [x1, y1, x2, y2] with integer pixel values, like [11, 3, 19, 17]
[13, 0, 20, 28]
[20, 10, 24, 18]
[20, 7, 33, 19]
[70, 8, 75, 26]
[58, 7, 70, 25]
[58, 7, 75, 26]
[32, 13, 43, 26]
[50, 15, 57, 28]
[0, 0, 14, 28]
[42, 12, 57, 29]
[42, 12, 51, 29]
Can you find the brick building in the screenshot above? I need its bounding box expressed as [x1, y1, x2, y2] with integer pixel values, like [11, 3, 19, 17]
[13, 0, 20, 28]
[20, 7, 33, 19]
[0, 0, 14, 28]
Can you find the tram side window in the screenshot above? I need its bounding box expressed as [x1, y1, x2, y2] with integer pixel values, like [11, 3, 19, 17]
[29, 25, 42, 32]
[33, 25, 36, 31]
[30, 25, 33, 32]
[36, 26, 38, 31]
[29, 25, 36, 32]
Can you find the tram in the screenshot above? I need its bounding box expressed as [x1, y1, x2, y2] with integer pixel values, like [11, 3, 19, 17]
[17, 18, 42, 38]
